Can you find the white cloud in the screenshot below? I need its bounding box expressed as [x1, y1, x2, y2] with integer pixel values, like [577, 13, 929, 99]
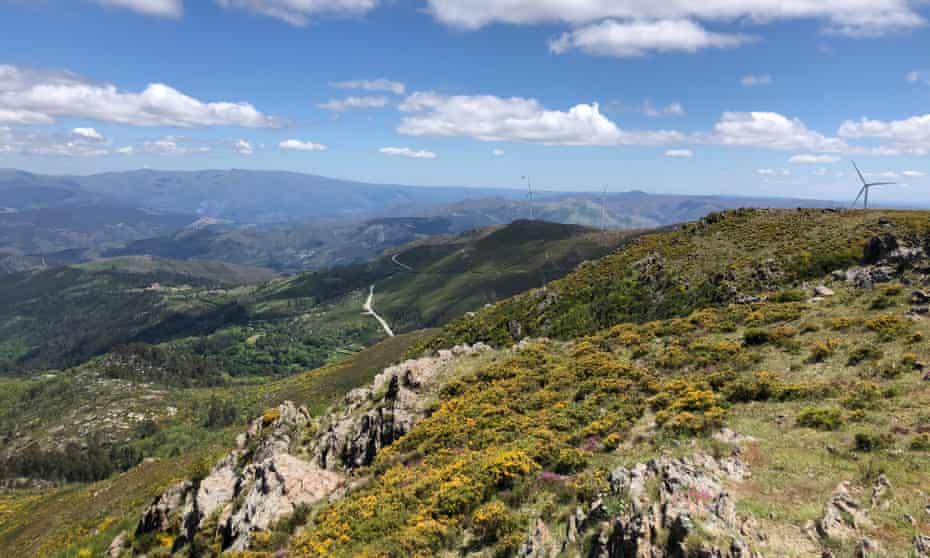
[232, 138, 254, 155]
[812, 167, 828, 176]
[642, 101, 684, 117]
[116, 146, 135, 155]
[839, 114, 930, 155]
[397, 91, 685, 146]
[902, 170, 927, 177]
[144, 136, 212, 155]
[0, 109, 55, 125]
[549, 19, 753, 58]
[493, 148, 505, 156]
[279, 139, 328, 151]
[906, 70, 921, 82]
[741, 74, 772, 87]
[712, 111, 846, 152]
[756, 168, 790, 176]
[789, 154, 840, 164]
[665, 149, 693, 158]
[0, 64, 282, 128]
[379, 147, 438, 159]
[331, 79, 406, 95]
[318, 96, 389, 111]
[92, 0, 182, 17]
[424, 0, 925, 37]
[72, 127, 105, 141]
[0, 126, 109, 157]
[216, 0, 377, 26]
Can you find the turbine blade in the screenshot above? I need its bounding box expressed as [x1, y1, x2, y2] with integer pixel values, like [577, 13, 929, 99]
[866, 182, 896, 187]
[852, 161, 867, 186]
[851, 186, 866, 208]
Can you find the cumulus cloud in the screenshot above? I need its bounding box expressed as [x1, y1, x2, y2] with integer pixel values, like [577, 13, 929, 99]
[665, 149, 693, 158]
[741, 74, 772, 87]
[0, 64, 282, 128]
[379, 147, 438, 159]
[216, 0, 377, 26]
[231, 138, 254, 155]
[116, 146, 135, 155]
[424, 0, 925, 37]
[0, 126, 110, 157]
[279, 139, 328, 151]
[902, 170, 926, 177]
[72, 127, 105, 141]
[839, 114, 930, 155]
[144, 136, 212, 155]
[789, 154, 840, 164]
[331, 79, 406, 95]
[493, 148, 505, 156]
[397, 91, 685, 146]
[0, 109, 55, 125]
[712, 111, 846, 152]
[549, 19, 753, 57]
[92, 0, 182, 17]
[318, 96, 389, 111]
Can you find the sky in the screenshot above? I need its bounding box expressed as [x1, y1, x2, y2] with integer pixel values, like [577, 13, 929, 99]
[0, 0, 929, 202]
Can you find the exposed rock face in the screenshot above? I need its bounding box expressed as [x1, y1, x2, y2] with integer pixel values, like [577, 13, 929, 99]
[135, 401, 338, 552]
[516, 518, 559, 558]
[814, 481, 873, 542]
[314, 344, 490, 471]
[568, 453, 760, 558]
[131, 344, 491, 553]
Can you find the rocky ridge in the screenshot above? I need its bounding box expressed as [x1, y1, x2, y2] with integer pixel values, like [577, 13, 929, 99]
[115, 343, 491, 555]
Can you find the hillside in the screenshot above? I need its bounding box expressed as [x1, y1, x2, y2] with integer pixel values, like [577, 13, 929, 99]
[80, 208, 930, 558]
[5, 209, 930, 557]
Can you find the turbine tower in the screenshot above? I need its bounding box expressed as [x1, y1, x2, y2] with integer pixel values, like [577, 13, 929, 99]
[522, 176, 534, 220]
[851, 161, 895, 209]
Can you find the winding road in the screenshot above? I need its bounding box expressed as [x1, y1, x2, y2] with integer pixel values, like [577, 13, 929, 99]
[391, 253, 414, 272]
[363, 285, 395, 337]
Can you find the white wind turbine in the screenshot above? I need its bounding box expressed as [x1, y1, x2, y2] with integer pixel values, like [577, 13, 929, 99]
[851, 161, 895, 209]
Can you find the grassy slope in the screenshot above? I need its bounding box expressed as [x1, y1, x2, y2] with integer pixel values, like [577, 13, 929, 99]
[286, 210, 930, 557]
[415, 209, 930, 351]
[74, 256, 278, 285]
[0, 330, 433, 558]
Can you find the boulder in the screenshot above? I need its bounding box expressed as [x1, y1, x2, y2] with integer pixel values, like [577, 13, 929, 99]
[814, 286, 836, 297]
[816, 481, 872, 541]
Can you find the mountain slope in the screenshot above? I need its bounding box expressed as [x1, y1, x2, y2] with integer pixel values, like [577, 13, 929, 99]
[109, 208, 930, 558]
[416, 209, 930, 351]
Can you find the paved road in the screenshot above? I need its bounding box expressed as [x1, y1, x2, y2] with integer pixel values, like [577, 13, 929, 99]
[363, 285, 395, 337]
[392, 253, 414, 272]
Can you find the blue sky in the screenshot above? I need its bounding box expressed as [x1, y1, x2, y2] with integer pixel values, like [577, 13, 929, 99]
[1, 0, 929, 202]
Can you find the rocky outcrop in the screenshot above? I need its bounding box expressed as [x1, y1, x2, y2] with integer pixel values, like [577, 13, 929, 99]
[133, 401, 337, 552]
[314, 343, 490, 471]
[560, 453, 760, 558]
[813, 481, 873, 542]
[129, 344, 491, 554]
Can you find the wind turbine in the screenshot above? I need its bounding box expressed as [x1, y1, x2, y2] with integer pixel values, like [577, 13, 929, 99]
[522, 176, 534, 220]
[851, 161, 895, 209]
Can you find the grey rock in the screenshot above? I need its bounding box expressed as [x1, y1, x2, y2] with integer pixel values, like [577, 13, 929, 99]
[814, 286, 836, 297]
[816, 481, 872, 541]
[915, 534, 930, 558]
